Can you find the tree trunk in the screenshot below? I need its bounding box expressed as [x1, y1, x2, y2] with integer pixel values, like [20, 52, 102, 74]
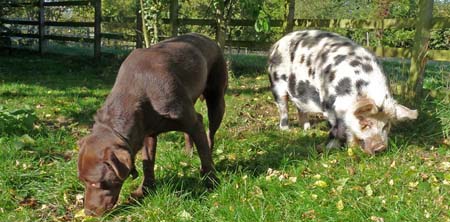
[139, 0, 151, 47]
[135, 0, 143, 48]
[169, 0, 179, 37]
[406, 0, 433, 103]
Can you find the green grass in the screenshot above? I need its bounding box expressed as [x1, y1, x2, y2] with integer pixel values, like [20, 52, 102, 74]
[0, 51, 449, 221]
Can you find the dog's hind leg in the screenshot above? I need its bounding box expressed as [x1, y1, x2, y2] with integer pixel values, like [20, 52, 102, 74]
[183, 133, 194, 156]
[203, 56, 227, 151]
[183, 111, 219, 188]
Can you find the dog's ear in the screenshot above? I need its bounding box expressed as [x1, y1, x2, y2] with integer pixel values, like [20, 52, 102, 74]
[104, 148, 132, 181]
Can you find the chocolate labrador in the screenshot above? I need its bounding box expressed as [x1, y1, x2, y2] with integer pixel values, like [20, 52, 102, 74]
[77, 33, 228, 216]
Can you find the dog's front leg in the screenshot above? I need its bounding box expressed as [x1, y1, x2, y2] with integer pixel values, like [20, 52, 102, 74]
[132, 136, 157, 198]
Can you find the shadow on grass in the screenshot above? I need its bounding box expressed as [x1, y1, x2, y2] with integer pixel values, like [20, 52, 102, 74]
[227, 85, 270, 96]
[226, 54, 268, 77]
[216, 130, 325, 176]
[390, 95, 446, 147]
[0, 51, 122, 90]
[105, 175, 210, 218]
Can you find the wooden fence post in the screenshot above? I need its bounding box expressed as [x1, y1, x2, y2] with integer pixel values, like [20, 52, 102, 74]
[214, 0, 226, 50]
[135, 0, 143, 48]
[94, 0, 101, 59]
[169, 0, 179, 37]
[406, 0, 433, 103]
[38, 0, 44, 54]
[285, 0, 295, 34]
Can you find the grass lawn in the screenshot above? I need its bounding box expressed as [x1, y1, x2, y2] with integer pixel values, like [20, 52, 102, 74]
[0, 51, 449, 221]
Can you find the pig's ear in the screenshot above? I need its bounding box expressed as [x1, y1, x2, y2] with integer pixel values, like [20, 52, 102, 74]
[393, 104, 418, 121]
[354, 98, 378, 118]
[103, 148, 132, 181]
[383, 99, 418, 121]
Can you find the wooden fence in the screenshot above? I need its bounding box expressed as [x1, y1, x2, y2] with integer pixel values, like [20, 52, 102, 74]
[0, 0, 101, 58]
[1, 1, 450, 62]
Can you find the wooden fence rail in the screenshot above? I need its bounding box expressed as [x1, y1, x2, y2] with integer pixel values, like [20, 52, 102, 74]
[1, 1, 450, 62]
[0, 0, 100, 57]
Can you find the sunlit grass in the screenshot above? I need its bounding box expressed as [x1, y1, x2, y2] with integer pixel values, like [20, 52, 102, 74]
[0, 52, 449, 221]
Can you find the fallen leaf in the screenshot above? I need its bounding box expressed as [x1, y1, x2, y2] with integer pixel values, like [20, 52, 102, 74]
[289, 177, 297, 183]
[425, 210, 431, 218]
[388, 179, 394, 186]
[178, 210, 193, 221]
[347, 148, 355, 157]
[19, 197, 38, 208]
[336, 178, 349, 193]
[408, 181, 419, 188]
[347, 167, 356, 175]
[302, 209, 316, 219]
[390, 160, 396, 168]
[370, 216, 384, 222]
[336, 199, 344, 210]
[440, 162, 450, 171]
[365, 184, 373, 197]
[74, 209, 86, 218]
[314, 180, 328, 188]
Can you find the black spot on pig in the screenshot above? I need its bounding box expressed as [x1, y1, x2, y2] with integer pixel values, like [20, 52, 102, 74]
[296, 80, 321, 106]
[323, 95, 336, 110]
[269, 49, 282, 66]
[308, 68, 315, 77]
[350, 60, 361, 67]
[329, 71, 336, 82]
[334, 55, 347, 65]
[290, 39, 301, 62]
[271, 71, 280, 82]
[306, 55, 312, 67]
[355, 79, 369, 96]
[336, 78, 352, 95]
[300, 54, 305, 64]
[288, 74, 297, 95]
[362, 63, 373, 72]
[329, 118, 347, 144]
[324, 64, 332, 75]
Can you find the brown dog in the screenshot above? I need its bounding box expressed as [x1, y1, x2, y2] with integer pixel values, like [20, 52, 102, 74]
[77, 33, 228, 216]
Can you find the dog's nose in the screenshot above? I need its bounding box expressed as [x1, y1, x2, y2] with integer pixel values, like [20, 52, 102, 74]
[84, 205, 109, 217]
[84, 207, 100, 216]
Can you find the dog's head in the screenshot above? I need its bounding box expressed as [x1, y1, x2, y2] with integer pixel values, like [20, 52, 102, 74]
[77, 131, 133, 216]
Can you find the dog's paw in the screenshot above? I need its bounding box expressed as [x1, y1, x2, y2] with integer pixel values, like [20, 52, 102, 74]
[201, 171, 220, 189]
[130, 182, 156, 200]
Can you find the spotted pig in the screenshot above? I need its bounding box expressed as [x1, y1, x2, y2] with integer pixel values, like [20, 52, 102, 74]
[268, 30, 418, 154]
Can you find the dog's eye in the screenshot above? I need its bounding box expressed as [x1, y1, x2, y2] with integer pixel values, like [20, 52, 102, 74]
[100, 180, 121, 189]
[89, 182, 101, 188]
